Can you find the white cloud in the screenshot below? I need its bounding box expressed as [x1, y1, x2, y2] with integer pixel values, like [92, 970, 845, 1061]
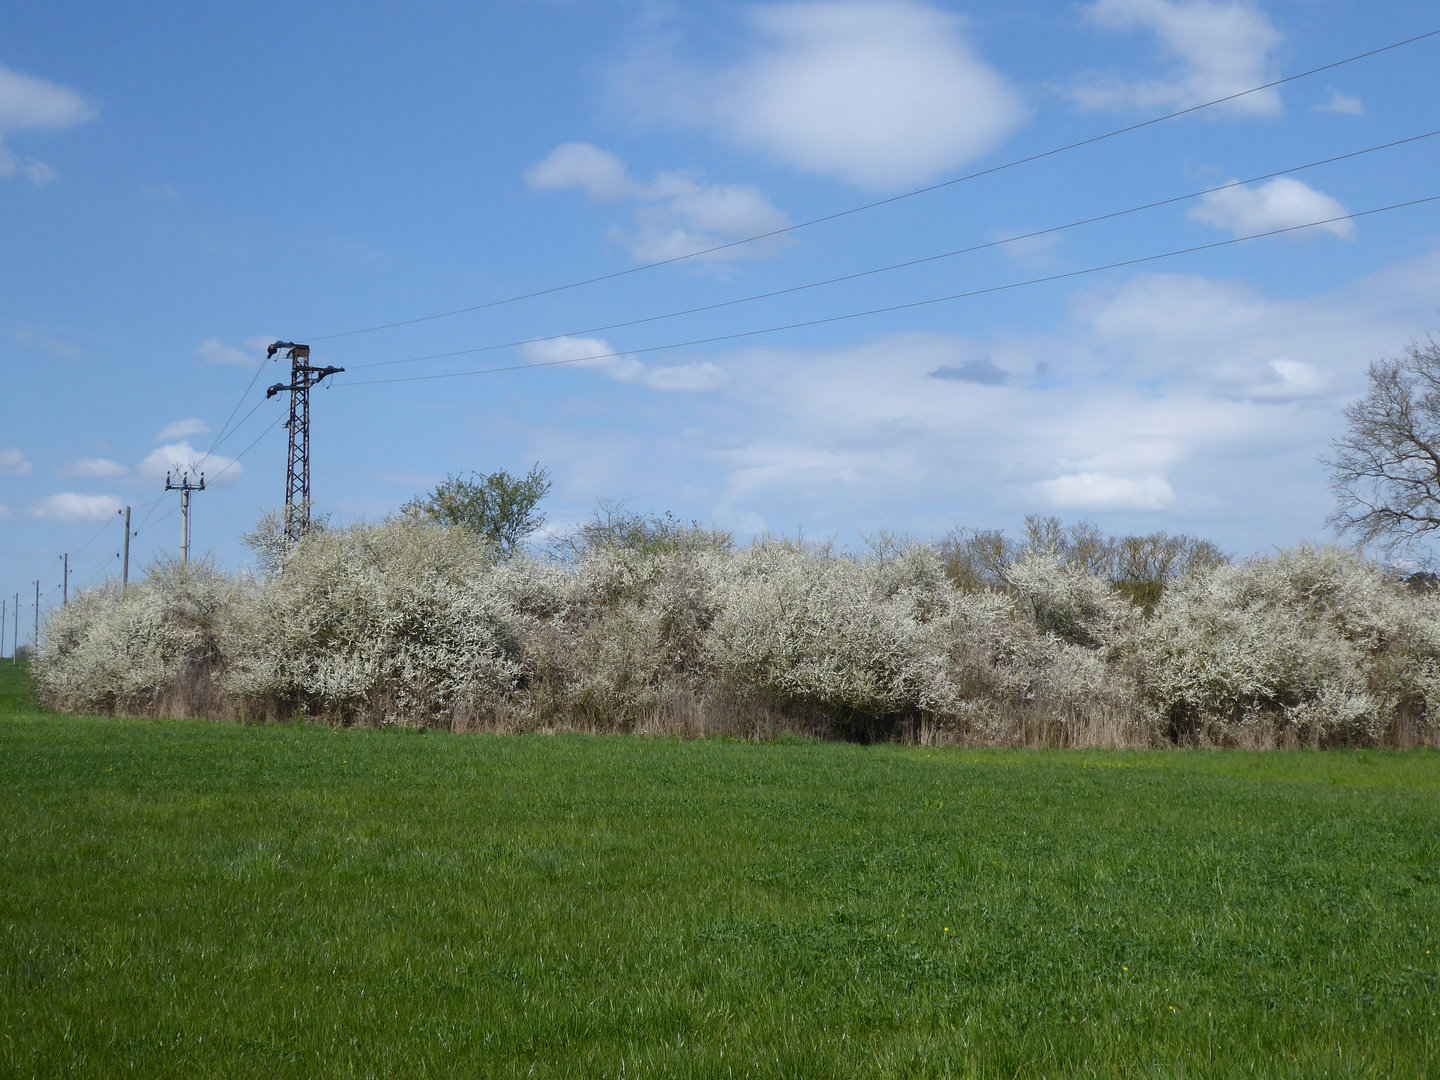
[1035, 473, 1177, 511]
[1188, 177, 1353, 239]
[9, 327, 83, 360]
[0, 147, 56, 185]
[1211, 356, 1329, 403]
[194, 336, 263, 367]
[29, 492, 122, 522]
[995, 229, 1063, 268]
[611, 0, 1026, 190]
[0, 448, 33, 476]
[521, 335, 728, 392]
[526, 142, 632, 201]
[535, 247, 1440, 550]
[1316, 89, 1363, 116]
[0, 64, 92, 185]
[527, 143, 791, 262]
[63, 457, 129, 478]
[156, 418, 210, 441]
[1071, 0, 1283, 117]
[137, 441, 241, 484]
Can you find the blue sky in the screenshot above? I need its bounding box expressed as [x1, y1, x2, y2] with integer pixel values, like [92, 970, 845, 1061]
[2, 0, 1439, 632]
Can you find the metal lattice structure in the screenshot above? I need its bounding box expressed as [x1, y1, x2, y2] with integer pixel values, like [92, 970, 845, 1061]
[266, 342, 344, 545]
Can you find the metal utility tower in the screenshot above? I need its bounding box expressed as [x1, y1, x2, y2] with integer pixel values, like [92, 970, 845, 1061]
[266, 341, 344, 545]
[165, 471, 206, 565]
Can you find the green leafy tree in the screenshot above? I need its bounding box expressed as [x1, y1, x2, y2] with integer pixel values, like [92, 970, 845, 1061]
[403, 465, 551, 558]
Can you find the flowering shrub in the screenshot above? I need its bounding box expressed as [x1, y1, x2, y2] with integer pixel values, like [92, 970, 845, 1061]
[230, 520, 529, 724]
[1139, 545, 1440, 744]
[34, 559, 251, 716]
[705, 540, 952, 738]
[32, 519, 1440, 747]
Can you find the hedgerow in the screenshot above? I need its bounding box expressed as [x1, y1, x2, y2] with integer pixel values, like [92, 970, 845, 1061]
[32, 516, 1440, 747]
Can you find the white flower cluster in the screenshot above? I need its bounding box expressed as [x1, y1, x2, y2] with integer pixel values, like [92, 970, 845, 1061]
[1137, 545, 1440, 744]
[31, 521, 1440, 746]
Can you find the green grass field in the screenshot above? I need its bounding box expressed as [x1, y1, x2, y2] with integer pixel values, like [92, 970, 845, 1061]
[2, 662, 1437, 1078]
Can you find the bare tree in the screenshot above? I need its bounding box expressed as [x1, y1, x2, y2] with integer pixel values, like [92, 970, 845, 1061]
[1325, 337, 1440, 554]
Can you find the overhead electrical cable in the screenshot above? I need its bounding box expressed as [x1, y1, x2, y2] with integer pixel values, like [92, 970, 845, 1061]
[208, 415, 287, 486]
[302, 27, 1440, 343]
[338, 194, 1440, 388]
[132, 491, 170, 536]
[192, 355, 272, 476]
[139, 415, 287, 538]
[348, 130, 1440, 373]
[67, 510, 121, 559]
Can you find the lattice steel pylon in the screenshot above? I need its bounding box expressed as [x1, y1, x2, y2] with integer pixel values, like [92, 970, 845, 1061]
[266, 341, 344, 545]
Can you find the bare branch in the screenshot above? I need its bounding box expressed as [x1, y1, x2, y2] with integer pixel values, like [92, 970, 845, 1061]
[1325, 337, 1440, 556]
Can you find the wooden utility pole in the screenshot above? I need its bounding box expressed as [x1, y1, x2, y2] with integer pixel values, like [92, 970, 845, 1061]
[122, 505, 131, 593]
[61, 553, 68, 605]
[32, 580, 39, 655]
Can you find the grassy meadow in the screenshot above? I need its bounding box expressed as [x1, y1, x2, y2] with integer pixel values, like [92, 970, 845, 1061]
[1, 661, 1437, 1078]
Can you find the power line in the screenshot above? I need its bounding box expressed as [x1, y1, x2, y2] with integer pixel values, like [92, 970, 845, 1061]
[132, 379, 269, 541]
[132, 491, 169, 536]
[198, 397, 268, 461]
[67, 509, 121, 559]
[142, 415, 287, 540]
[193, 355, 271, 476]
[337, 194, 1440, 388]
[302, 27, 1440, 344]
[348, 129, 1440, 374]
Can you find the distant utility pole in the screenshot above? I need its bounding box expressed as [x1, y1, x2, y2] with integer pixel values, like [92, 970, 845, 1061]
[61, 553, 68, 605]
[32, 580, 39, 655]
[165, 471, 205, 566]
[266, 341, 344, 545]
[2, 598, 6, 661]
[11, 593, 17, 665]
[122, 505, 132, 593]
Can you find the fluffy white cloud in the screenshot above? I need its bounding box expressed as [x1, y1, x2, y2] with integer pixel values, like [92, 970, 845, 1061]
[521, 335, 728, 392]
[523, 248, 1440, 551]
[1072, 0, 1282, 117]
[137, 441, 242, 484]
[0, 64, 92, 184]
[156, 418, 210, 441]
[9, 327, 82, 360]
[1187, 178, 1353, 239]
[527, 143, 790, 262]
[525, 142, 633, 201]
[611, 0, 1026, 190]
[63, 457, 129, 478]
[0, 448, 32, 476]
[194, 336, 262, 367]
[1211, 357, 1329, 402]
[1035, 473, 1177, 511]
[1316, 89, 1363, 115]
[29, 492, 122, 522]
